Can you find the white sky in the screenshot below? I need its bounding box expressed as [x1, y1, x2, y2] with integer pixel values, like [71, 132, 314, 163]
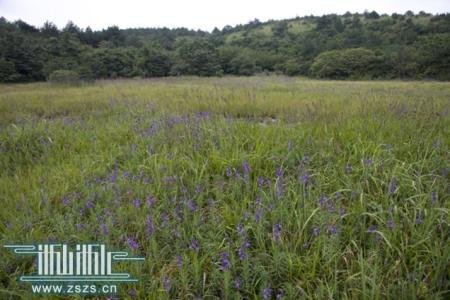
[0, 0, 449, 31]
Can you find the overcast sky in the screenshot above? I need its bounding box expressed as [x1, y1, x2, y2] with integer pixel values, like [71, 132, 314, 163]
[1, 0, 449, 31]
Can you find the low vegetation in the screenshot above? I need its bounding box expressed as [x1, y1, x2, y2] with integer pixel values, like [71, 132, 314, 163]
[0, 77, 449, 298]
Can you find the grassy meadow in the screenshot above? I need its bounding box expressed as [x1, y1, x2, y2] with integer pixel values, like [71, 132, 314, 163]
[0, 77, 449, 299]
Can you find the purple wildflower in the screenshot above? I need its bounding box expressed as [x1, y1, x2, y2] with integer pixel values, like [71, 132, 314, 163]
[363, 158, 373, 167]
[190, 239, 200, 252]
[219, 251, 231, 271]
[146, 215, 155, 236]
[257, 176, 265, 187]
[176, 255, 183, 268]
[255, 207, 264, 223]
[388, 177, 398, 195]
[263, 286, 272, 300]
[233, 278, 241, 289]
[226, 166, 233, 177]
[62, 197, 70, 206]
[275, 167, 284, 178]
[431, 191, 437, 204]
[132, 198, 141, 208]
[242, 160, 251, 181]
[299, 171, 311, 185]
[109, 169, 118, 183]
[162, 276, 171, 292]
[195, 185, 202, 194]
[312, 226, 320, 236]
[237, 237, 250, 261]
[237, 223, 245, 235]
[367, 225, 377, 233]
[127, 238, 139, 251]
[318, 194, 328, 208]
[187, 200, 197, 212]
[160, 211, 169, 225]
[127, 289, 137, 298]
[302, 155, 310, 163]
[255, 195, 262, 205]
[172, 229, 180, 239]
[328, 225, 338, 235]
[276, 180, 284, 200]
[272, 223, 282, 242]
[277, 289, 285, 299]
[100, 223, 109, 235]
[85, 199, 94, 209]
[146, 195, 156, 208]
[327, 201, 335, 213]
[387, 219, 395, 230]
[415, 214, 423, 225]
[237, 246, 247, 261]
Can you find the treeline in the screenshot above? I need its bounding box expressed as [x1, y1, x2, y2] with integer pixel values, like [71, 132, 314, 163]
[0, 11, 449, 82]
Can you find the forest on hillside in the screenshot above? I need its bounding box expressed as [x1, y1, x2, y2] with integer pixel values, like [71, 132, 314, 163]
[0, 11, 449, 82]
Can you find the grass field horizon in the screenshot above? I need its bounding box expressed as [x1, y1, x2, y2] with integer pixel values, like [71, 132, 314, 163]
[0, 76, 449, 299]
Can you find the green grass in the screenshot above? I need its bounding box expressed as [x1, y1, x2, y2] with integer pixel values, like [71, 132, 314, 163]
[0, 77, 449, 299]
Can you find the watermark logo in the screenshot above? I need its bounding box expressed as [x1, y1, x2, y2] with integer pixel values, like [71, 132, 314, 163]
[4, 243, 144, 294]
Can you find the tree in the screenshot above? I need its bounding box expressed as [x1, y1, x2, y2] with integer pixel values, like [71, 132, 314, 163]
[139, 46, 172, 77]
[0, 58, 20, 82]
[272, 21, 288, 37]
[310, 48, 379, 79]
[416, 33, 450, 80]
[230, 52, 257, 75]
[173, 39, 221, 76]
[89, 47, 138, 78]
[41, 21, 59, 37]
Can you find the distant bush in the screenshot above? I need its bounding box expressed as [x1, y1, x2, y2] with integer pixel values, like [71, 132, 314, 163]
[48, 70, 81, 85]
[310, 48, 379, 79]
[284, 59, 303, 76]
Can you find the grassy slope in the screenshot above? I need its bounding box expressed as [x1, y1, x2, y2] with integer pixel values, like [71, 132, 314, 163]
[223, 15, 432, 45]
[0, 77, 449, 299]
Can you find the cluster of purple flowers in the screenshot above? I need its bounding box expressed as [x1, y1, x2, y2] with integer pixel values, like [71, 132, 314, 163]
[100, 222, 109, 235]
[146, 195, 156, 208]
[388, 177, 398, 195]
[219, 251, 231, 271]
[242, 160, 251, 181]
[275, 167, 284, 199]
[299, 171, 312, 185]
[146, 215, 155, 236]
[190, 239, 200, 252]
[272, 223, 282, 242]
[162, 276, 171, 292]
[236, 223, 251, 260]
[127, 237, 139, 251]
[132, 198, 141, 208]
[327, 225, 338, 235]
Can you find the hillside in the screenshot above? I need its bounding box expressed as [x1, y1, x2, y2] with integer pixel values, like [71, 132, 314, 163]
[0, 11, 449, 82]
